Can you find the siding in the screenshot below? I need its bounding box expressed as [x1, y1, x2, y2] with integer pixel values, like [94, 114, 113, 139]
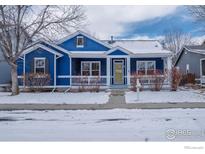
[24, 48, 55, 86]
[59, 34, 110, 51]
[108, 49, 128, 55]
[0, 52, 11, 84]
[176, 49, 205, 78]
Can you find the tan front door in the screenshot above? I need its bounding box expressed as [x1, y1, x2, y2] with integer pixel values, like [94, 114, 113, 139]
[114, 61, 124, 84]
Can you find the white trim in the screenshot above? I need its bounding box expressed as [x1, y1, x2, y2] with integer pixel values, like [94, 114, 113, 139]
[34, 57, 46, 74]
[130, 53, 171, 58]
[56, 30, 112, 49]
[23, 54, 26, 87]
[81, 61, 101, 76]
[113, 59, 124, 85]
[200, 58, 205, 77]
[107, 55, 129, 58]
[106, 57, 111, 86]
[76, 36, 84, 48]
[54, 55, 56, 87]
[127, 57, 131, 86]
[58, 75, 70, 78]
[22, 44, 63, 57]
[106, 46, 132, 55]
[70, 58, 72, 86]
[136, 60, 156, 75]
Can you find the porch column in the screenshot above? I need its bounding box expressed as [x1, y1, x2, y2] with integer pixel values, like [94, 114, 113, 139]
[54, 55, 56, 87]
[106, 57, 111, 86]
[167, 56, 172, 84]
[127, 57, 131, 86]
[70, 57, 72, 86]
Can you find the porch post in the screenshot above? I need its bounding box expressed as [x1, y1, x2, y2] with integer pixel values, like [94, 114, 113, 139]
[23, 54, 25, 87]
[70, 57, 72, 86]
[54, 54, 56, 87]
[167, 56, 172, 85]
[127, 56, 131, 86]
[106, 57, 111, 87]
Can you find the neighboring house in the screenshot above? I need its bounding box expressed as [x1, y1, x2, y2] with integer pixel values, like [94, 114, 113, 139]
[0, 51, 11, 85]
[17, 30, 172, 89]
[175, 43, 205, 86]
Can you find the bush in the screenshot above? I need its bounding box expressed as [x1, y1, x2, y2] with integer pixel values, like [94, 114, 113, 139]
[25, 73, 51, 92]
[180, 73, 196, 86]
[78, 76, 100, 92]
[171, 67, 182, 91]
[149, 70, 167, 91]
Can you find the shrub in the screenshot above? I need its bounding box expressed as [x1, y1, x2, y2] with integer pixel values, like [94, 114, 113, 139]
[171, 67, 182, 91]
[149, 70, 167, 91]
[180, 73, 196, 86]
[78, 76, 100, 92]
[25, 73, 51, 92]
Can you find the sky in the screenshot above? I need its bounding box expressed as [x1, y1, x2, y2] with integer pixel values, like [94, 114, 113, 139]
[85, 5, 205, 43]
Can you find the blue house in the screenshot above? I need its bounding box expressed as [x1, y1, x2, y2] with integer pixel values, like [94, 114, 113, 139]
[17, 30, 172, 89]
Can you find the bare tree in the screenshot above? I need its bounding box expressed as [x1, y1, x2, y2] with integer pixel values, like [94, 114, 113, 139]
[162, 27, 193, 63]
[188, 5, 205, 24]
[0, 5, 86, 95]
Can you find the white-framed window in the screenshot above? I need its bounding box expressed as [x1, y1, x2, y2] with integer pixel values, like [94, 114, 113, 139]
[136, 61, 156, 75]
[76, 36, 84, 48]
[81, 61, 100, 76]
[34, 57, 46, 74]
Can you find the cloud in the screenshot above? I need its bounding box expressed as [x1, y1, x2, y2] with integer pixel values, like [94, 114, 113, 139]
[84, 5, 178, 39]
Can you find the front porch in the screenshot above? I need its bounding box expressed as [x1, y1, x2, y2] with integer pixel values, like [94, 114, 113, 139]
[69, 55, 172, 89]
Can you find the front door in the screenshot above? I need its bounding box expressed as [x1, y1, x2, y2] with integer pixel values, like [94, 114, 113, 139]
[114, 60, 124, 84]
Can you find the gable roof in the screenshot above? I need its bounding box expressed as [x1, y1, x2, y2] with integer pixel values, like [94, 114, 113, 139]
[22, 44, 63, 57]
[103, 40, 171, 55]
[106, 46, 132, 55]
[56, 30, 112, 49]
[34, 39, 71, 55]
[175, 45, 205, 66]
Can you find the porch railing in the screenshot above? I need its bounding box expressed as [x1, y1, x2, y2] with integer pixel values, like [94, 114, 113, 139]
[70, 76, 107, 86]
[130, 75, 169, 86]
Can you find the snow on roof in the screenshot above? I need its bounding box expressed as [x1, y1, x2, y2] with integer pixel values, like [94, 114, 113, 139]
[103, 40, 171, 55]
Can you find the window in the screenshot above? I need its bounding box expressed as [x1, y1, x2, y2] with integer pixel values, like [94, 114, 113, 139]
[34, 58, 46, 74]
[201, 59, 205, 76]
[137, 61, 156, 75]
[76, 36, 84, 48]
[81, 61, 100, 76]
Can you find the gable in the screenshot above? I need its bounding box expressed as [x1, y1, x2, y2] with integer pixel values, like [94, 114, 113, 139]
[108, 49, 128, 55]
[58, 34, 110, 51]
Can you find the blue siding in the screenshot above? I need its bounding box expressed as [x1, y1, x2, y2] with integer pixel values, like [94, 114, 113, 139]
[17, 58, 23, 76]
[59, 34, 110, 51]
[40, 41, 71, 86]
[130, 58, 164, 74]
[108, 49, 128, 55]
[72, 58, 106, 76]
[25, 48, 55, 85]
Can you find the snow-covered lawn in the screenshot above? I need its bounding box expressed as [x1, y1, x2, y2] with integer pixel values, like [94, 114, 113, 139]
[0, 109, 205, 141]
[0, 92, 109, 104]
[126, 90, 205, 103]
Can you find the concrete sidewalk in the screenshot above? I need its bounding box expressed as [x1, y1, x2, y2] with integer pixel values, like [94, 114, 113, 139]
[1, 102, 205, 110]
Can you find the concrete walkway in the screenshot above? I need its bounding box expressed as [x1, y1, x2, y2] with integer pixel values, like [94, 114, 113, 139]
[108, 89, 126, 104]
